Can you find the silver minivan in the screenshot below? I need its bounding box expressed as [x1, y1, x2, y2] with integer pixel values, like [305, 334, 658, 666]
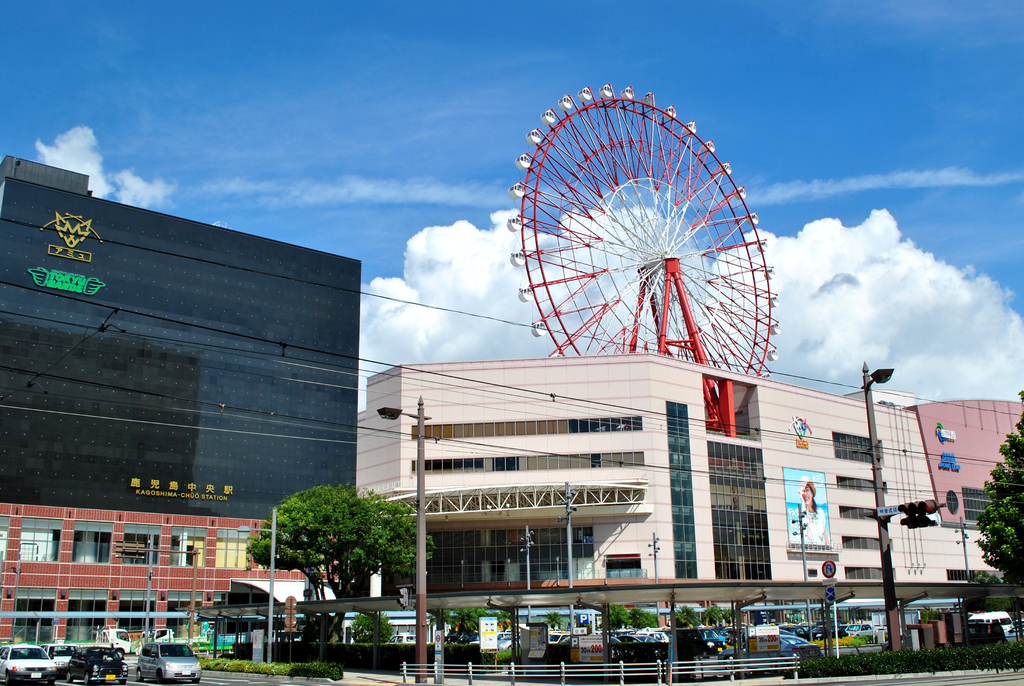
[135, 643, 201, 684]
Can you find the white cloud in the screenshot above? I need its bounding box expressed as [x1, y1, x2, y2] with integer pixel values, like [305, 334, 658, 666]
[35, 127, 174, 209]
[204, 175, 505, 209]
[358, 210, 548, 406]
[751, 167, 1024, 205]
[765, 209, 1024, 400]
[362, 207, 1024, 405]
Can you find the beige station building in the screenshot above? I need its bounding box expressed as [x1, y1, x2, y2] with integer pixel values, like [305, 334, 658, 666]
[357, 354, 1018, 595]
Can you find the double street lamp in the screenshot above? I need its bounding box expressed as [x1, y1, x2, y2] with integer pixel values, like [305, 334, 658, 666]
[378, 399, 430, 681]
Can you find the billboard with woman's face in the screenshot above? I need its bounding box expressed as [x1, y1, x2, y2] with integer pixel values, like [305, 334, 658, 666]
[784, 468, 832, 548]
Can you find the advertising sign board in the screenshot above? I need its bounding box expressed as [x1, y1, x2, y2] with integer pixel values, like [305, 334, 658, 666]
[574, 636, 604, 663]
[252, 629, 265, 664]
[480, 617, 498, 651]
[746, 625, 780, 653]
[527, 623, 549, 660]
[784, 468, 832, 548]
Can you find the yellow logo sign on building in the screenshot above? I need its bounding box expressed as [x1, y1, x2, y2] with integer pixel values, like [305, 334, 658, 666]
[41, 212, 102, 262]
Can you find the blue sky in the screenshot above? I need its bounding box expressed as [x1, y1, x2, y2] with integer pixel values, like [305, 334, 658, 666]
[5, 1, 1024, 398]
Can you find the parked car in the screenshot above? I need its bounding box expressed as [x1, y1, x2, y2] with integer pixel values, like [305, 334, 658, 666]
[698, 630, 728, 652]
[719, 633, 822, 663]
[676, 628, 721, 658]
[968, 621, 1007, 646]
[388, 634, 415, 644]
[40, 646, 74, 678]
[66, 647, 126, 685]
[0, 645, 57, 685]
[136, 643, 201, 684]
[844, 623, 876, 637]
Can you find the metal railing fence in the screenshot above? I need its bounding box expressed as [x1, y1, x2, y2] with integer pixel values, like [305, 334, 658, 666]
[400, 656, 800, 684]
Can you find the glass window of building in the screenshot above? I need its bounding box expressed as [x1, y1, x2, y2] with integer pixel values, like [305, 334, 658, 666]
[708, 441, 771, 580]
[13, 589, 55, 643]
[65, 590, 107, 642]
[18, 518, 61, 562]
[947, 569, 970, 581]
[122, 524, 160, 565]
[425, 527, 594, 584]
[170, 527, 206, 566]
[0, 517, 8, 563]
[845, 567, 882, 580]
[839, 506, 875, 520]
[116, 591, 156, 632]
[605, 555, 644, 579]
[841, 536, 880, 550]
[836, 476, 874, 491]
[833, 433, 873, 463]
[215, 529, 248, 569]
[667, 402, 697, 579]
[165, 591, 199, 636]
[72, 522, 112, 564]
[962, 487, 989, 522]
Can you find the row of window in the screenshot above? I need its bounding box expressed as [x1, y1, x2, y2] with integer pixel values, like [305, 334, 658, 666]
[0, 518, 251, 568]
[412, 416, 643, 440]
[412, 452, 645, 474]
[7, 589, 227, 642]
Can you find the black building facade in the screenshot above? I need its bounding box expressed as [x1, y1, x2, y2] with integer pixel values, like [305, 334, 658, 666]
[0, 158, 360, 519]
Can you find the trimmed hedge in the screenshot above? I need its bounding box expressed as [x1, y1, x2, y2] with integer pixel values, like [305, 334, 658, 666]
[198, 659, 343, 680]
[800, 641, 1024, 678]
[231, 642, 480, 670]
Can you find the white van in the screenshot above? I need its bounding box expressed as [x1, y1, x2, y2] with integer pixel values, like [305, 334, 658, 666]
[969, 611, 1016, 640]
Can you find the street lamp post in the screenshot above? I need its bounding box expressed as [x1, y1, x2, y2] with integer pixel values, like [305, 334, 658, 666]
[648, 533, 661, 584]
[955, 517, 971, 579]
[378, 399, 430, 682]
[862, 363, 900, 651]
[520, 525, 533, 627]
[238, 509, 278, 664]
[792, 510, 814, 635]
[559, 483, 577, 637]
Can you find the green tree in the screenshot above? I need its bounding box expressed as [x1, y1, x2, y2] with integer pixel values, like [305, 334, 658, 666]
[545, 611, 567, 630]
[722, 608, 734, 625]
[627, 607, 658, 629]
[703, 605, 724, 627]
[248, 485, 418, 600]
[454, 608, 484, 632]
[248, 485, 419, 640]
[351, 613, 394, 644]
[675, 606, 699, 628]
[978, 393, 1024, 584]
[608, 605, 629, 630]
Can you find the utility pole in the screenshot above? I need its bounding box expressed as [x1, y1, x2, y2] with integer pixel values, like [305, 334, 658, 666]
[863, 363, 900, 651]
[648, 533, 661, 584]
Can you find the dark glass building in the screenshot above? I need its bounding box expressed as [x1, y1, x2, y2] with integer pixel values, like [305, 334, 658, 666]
[0, 157, 360, 520]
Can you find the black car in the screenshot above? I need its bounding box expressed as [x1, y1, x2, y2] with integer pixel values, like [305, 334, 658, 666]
[66, 648, 127, 685]
[698, 629, 728, 652]
[968, 621, 1006, 646]
[676, 628, 721, 659]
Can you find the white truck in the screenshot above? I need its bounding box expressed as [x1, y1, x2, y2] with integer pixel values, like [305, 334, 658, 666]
[95, 628, 133, 655]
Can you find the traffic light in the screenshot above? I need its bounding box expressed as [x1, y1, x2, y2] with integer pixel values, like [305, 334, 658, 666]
[398, 587, 410, 609]
[898, 500, 940, 529]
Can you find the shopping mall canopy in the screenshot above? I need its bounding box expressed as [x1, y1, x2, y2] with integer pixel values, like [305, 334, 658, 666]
[229, 580, 1023, 618]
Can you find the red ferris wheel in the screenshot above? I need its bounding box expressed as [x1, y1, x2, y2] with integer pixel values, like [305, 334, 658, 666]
[508, 84, 777, 434]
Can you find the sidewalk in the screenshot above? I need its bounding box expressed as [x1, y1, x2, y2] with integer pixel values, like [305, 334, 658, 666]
[337, 667, 1024, 686]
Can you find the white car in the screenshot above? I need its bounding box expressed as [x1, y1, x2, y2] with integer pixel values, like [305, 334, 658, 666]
[844, 623, 876, 637]
[0, 645, 58, 686]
